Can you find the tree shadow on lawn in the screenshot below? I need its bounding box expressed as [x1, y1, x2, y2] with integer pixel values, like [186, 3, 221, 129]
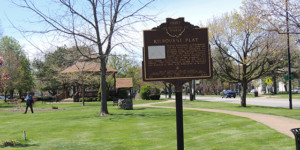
[234, 105, 287, 110]
[110, 110, 174, 118]
[105, 113, 174, 121]
[0, 105, 15, 109]
[132, 108, 146, 110]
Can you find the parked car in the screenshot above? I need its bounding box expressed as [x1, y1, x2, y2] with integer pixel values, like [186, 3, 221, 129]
[249, 89, 257, 93]
[292, 88, 300, 92]
[221, 90, 236, 98]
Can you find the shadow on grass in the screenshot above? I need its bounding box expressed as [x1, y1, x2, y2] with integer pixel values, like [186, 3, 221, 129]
[0, 143, 39, 148]
[0, 105, 15, 109]
[133, 108, 146, 110]
[110, 112, 174, 118]
[239, 105, 289, 110]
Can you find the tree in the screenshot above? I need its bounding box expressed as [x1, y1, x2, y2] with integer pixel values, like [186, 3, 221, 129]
[250, 0, 300, 94]
[0, 56, 9, 98]
[108, 54, 132, 76]
[14, 0, 155, 116]
[209, 2, 286, 107]
[162, 81, 173, 98]
[250, 0, 300, 34]
[32, 58, 60, 96]
[0, 36, 33, 99]
[32, 46, 93, 96]
[108, 54, 141, 91]
[17, 54, 34, 98]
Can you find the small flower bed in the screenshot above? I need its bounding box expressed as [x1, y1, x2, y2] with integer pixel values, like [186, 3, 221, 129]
[0, 140, 22, 147]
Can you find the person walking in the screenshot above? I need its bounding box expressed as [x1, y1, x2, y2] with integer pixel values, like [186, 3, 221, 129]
[24, 91, 34, 114]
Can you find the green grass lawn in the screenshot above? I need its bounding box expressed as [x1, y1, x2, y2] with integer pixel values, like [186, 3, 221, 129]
[157, 93, 300, 99]
[186, 93, 300, 99]
[156, 100, 300, 120]
[0, 100, 295, 150]
[264, 93, 300, 99]
[189, 94, 259, 98]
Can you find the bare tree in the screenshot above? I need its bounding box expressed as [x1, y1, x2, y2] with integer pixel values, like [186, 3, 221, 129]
[209, 2, 286, 107]
[13, 0, 155, 116]
[250, 0, 300, 34]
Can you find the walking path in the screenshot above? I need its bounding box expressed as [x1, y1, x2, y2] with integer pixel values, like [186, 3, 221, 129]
[135, 100, 300, 138]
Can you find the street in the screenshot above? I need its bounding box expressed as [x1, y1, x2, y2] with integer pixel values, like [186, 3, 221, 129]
[173, 95, 300, 109]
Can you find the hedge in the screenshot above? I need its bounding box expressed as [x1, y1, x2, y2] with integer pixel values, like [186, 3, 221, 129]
[79, 97, 99, 102]
[140, 84, 161, 100]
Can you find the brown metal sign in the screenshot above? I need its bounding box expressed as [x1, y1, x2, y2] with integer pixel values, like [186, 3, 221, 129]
[143, 18, 212, 81]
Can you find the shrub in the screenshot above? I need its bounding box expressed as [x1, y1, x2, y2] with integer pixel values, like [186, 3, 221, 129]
[52, 106, 58, 109]
[79, 97, 99, 102]
[277, 91, 298, 94]
[220, 91, 224, 96]
[149, 94, 160, 100]
[42, 96, 55, 101]
[34, 96, 55, 102]
[140, 84, 161, 100]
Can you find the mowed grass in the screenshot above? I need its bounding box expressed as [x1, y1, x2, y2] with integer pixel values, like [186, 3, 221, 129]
[191, 94, 259, 98]
[156, 100, 300, 120]
[0, 100, 295, 150]
[264, 93, 300, 99]
[187, 93, 300, 99]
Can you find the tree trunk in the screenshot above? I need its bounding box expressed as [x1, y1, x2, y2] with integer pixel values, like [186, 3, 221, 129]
[10, 89, 14, 99]
[284, 83, 287, 92]
[4, 91, 7, 102]
[189, 81, 193, 101]
[167, 84, 172, 99]
[241, 80, 248, 107]
[82, 85, 85, 106]
[18, 90, 22, 99]
[272, 76, 277, 94]
[73, 86, 76, 97]
[99, 57, 109, 116]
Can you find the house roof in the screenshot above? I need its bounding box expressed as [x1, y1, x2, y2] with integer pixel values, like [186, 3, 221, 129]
[116, 78, 133, 89]
[78, 55, 98, 60]
[61, 61, 117, 74]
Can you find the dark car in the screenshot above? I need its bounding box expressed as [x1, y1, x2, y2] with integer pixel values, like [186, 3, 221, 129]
[222, 90, 236, 98]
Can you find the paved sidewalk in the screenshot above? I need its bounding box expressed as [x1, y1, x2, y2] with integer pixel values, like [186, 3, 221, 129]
[135, 100, 300, 138]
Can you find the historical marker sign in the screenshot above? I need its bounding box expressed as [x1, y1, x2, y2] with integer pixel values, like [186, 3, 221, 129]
[143, 18, 212, 82]
[143, 18, 212, 150]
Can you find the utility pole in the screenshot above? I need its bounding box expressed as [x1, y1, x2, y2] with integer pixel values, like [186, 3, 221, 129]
[286, 0, 292, 109]
[269, 0, 298, 109]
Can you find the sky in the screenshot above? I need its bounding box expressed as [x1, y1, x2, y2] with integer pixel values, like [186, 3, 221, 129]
[0, 0, 243, 60]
